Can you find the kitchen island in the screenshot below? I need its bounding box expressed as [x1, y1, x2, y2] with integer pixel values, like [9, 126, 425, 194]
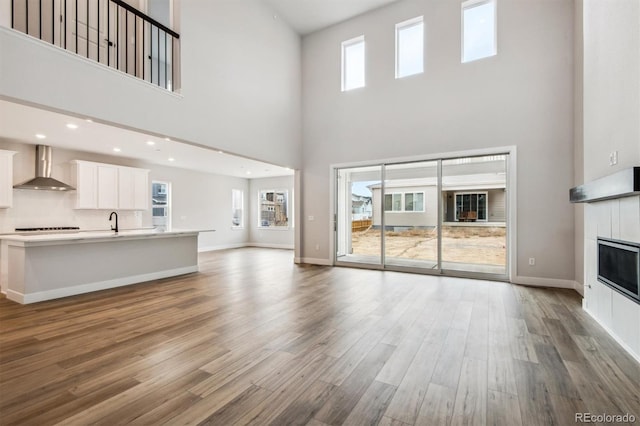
[0, 228, 214, 304]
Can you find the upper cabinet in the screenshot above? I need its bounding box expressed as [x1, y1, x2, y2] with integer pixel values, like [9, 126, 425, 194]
[71, 161, 149, 210]
[0, 150, 16, 209]
[118, 167, 149, 210]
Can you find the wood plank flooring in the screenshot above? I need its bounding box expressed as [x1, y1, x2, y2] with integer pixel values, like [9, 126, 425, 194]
[0, 248, 638, 425]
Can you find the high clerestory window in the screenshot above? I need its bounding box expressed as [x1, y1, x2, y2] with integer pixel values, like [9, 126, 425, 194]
[395, 16, 424, 79]
[341, 36, 366, 91]
[462, 0, 497, 63]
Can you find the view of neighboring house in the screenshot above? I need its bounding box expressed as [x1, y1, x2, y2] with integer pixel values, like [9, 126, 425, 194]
[351, 193, 372, 220]
[366, 156, 507, 230]
[259, 190, 289, 227]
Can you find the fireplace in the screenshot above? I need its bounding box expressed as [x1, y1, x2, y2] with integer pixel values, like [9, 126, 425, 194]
[598, 238, 640, 304]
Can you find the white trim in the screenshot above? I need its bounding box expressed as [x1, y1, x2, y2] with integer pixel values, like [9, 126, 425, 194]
[395, 16, 424, 79]
[247, 242, 294, 250]
[341, 35, 365, 92]
[461, 0, 497, 64]
[512, 275, 579, 290]
[198, 243, 247, 252]
[7, 266, 198, 304]
[583, 305, 640, 363]
[297, 257, 333, 266]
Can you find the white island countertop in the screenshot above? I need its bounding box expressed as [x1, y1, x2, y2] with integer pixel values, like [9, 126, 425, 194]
[0, 228, 215, 246]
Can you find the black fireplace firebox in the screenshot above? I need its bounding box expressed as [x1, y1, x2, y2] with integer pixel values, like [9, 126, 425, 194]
[598, 238, 640, 304]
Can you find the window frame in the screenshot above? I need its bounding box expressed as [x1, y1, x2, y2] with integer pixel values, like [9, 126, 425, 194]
[454, 191, 489, 221]
[341, 35, 366, 92]
[395, 16, 424, 79]
[461, 0, 497, 63]
[257, 189, 290, 230]
[231, 188, 244, 229]
[404, 192, 425, 212]
[384, 191, 425, 213]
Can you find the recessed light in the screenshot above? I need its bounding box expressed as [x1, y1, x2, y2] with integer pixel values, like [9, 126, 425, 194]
[164, 137, 171, 141]
[35, 134, 46, 139]
[246, 171, 252, 175]
[66, 123, 78, 129]
[85, 118, 93, 123]
[168, 157, 175, 162]
[146, 141, 155, 146]
[218, 150, 224, 154]
[113, 147, 121, 152]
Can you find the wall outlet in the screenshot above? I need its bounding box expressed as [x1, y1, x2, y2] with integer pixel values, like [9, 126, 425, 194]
[315, 244, 320, 251]
[308, 215, 315, 221]
[609, 151, 618, 166]
[528, 257, 535, 266]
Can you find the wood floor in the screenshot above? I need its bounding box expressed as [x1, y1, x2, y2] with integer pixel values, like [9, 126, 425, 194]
[1, 248, 638, 425]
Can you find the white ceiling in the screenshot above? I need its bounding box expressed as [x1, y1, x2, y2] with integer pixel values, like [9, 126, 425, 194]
[265, 0, 400, 34]
[0, 100, 293, 179]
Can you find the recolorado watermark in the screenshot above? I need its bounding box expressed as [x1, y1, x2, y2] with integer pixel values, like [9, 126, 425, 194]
[575, 413, 636, 423]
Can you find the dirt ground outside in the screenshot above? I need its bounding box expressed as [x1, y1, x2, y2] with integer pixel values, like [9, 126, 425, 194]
[351, 226, 506, 266]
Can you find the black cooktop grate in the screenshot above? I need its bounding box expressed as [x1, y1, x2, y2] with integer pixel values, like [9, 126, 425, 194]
[15, 227, 80, 232]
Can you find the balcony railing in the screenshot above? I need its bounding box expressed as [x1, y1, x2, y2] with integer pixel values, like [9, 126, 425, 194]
[10, 0, 180, 91]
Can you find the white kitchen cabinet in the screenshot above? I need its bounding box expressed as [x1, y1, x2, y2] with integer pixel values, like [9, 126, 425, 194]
[71, 161, 98, 209]
[118, 167, 149, 210]
[0, 150, 16, 208]
[97, 165, 118, 209]
[72, 160, 149, 210]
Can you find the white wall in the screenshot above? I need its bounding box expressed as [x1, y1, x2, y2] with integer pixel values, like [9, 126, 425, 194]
[0, 0, 301, 169]
[301, 0, 575, 281]
[582, 0, 640, 181]
[579, 0, 640, 360]
[0, 139, 250, 251]
[249, 175, 295, 249]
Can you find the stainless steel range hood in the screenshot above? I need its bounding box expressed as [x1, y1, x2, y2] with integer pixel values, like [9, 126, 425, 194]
[13, 145, 76, 191]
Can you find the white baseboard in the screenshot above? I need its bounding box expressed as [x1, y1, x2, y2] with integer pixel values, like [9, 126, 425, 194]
[7, 266, 198, 304]
[297, 257, 333, 266]
[247, 243, 294, 250]
[512, 275, 579, 291]
[198, 243, 247, 252]
[574, 281, 585, 296]
[583, 305, 640, 363]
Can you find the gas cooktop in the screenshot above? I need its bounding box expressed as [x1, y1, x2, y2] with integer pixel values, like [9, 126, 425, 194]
[15, 227, 80, 233]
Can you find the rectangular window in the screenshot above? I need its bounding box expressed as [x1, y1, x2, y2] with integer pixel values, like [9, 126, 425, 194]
[405, 192, 425, 211]
[151, 181, 170, 230]
[396, 17, 424, 79]
[455, 192, 488, 221]
[385, 192, 424, 212]
[462, 0, 496, 63]
[341, 36, 365, 91]
[259, 190, 289, 228]
[231, 189, 243, 228]
[384, 193, 402, 211]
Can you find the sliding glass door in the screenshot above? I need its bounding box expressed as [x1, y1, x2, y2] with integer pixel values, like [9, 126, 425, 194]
[335, 153, 509, 280]
[441, 155, 507, 276]
[335, 165, 382, 266]
[383, 161, 439, 270]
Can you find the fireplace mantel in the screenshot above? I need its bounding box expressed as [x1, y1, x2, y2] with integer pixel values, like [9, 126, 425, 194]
[570, 167, 640, 203]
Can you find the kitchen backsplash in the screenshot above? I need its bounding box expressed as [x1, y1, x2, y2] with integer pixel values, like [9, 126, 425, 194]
[0, 189, 145, 234]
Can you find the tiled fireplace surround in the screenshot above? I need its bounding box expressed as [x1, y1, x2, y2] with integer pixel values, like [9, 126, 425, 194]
[583, 195, 640, 362]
